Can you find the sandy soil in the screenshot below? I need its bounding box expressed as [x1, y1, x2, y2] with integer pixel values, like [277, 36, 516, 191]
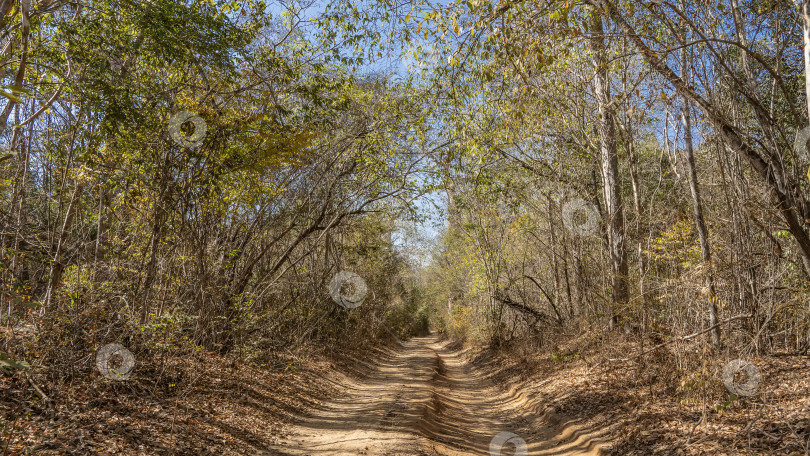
[270, 335, 609, 455]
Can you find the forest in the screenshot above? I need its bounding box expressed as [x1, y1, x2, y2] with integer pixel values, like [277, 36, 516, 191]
[1, 0, 809, 454]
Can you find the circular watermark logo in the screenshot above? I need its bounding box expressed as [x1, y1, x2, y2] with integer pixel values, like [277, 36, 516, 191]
[489, 431, 527, 456]
[721, 359, 760, 396]
[108, 56, 124, 74]
[561, 198, 600, 236]
[793, 126, 810, 184]
[328, 271, 367, 309]
[498, 200, 516, 225]
[793, 126, 810, 160]
[95, 343, 135, 381]
[169, 111, 207, 148]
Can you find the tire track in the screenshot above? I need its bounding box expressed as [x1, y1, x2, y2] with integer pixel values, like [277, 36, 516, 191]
[270, 335, 609, 455]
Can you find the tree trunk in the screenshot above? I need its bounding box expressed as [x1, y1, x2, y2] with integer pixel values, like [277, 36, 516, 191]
[592, 0, 810, 279]
[801, 0, 810, 121]
[799, 2, 810, 276]
[548, 196, 563, 317]
[681, 44, 721, 349]
[43, 181, 84, 309]
[140, 155, 172, 323]
[589, 10, 629, 329]
[620, 58, 647, 313]
[93, 186, 110, 271]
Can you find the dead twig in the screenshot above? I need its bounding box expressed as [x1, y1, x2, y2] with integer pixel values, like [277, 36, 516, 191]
[586, 314, 753, 374]
[24, 372, 49, 403]
[1, 417, 16, 456]
[685, 415, 703, 446]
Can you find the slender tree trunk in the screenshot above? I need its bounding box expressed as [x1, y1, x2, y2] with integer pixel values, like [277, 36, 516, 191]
[620, 57, 647, 312]
[43, 181, 84, 309]
[592, 0, 810, 279]
[795, 2, 810, 351]
[799, 2, 810, 279]
[681, 45, 721, 349]
[10, 122, 30, 283]
[93, 185, 110, 276]
[548, 196, 562, 318]
[627, 140, 644, 289]
[589, 10, 629, 329]
[801, 0, 810, 121]
[140, 154, 172, 323]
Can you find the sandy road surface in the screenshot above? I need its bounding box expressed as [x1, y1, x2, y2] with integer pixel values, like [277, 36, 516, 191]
[270, 335, 607, 455]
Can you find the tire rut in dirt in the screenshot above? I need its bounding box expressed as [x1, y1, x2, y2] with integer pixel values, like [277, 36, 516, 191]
[416, 345, 508, 455]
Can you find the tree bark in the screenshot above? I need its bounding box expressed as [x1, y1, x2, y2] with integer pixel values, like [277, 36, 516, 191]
[681, 44, 721, 349]
[43, 181, 84, 309]
[801, 0, 810, 121]
[589, 0, 810, 279]
[139, 154, 173, 323]
[589, 9, 629, 329]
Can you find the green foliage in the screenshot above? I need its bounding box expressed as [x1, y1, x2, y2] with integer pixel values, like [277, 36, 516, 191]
[645, 219, 702, 270]
[0, 0, 808, 421]
[0, 352, 30, 375]
[550, 351, 578, 365]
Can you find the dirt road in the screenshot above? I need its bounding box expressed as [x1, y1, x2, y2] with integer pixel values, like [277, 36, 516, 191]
[270, 335, 608, 455]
